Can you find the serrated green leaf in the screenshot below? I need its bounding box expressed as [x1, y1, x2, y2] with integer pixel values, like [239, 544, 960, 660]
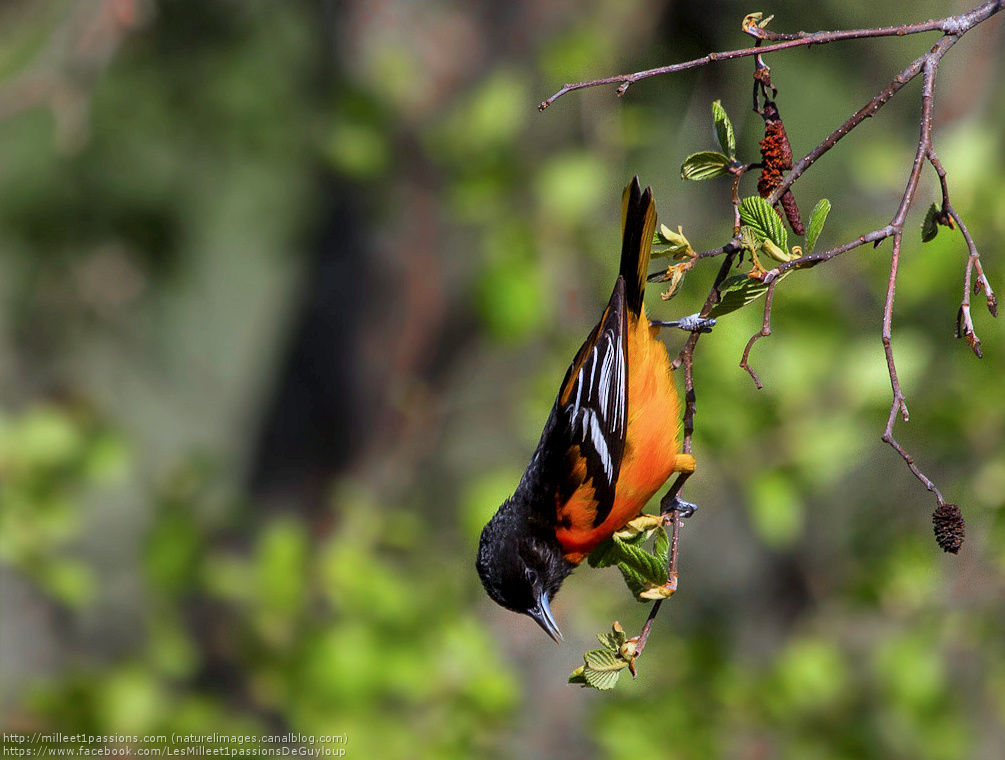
[739, 225, 760, 254]
[717, 274, 752, 295]
[597, 624, 627, 651]
[589, 521, 658, 569]
[709, 275, 772, 318]
[681, 151, 731, 181]
[597, 632, 619, 650]
[585, 647, 629, 672]
[712, 100, 736, 158]
[584, 666, 622, 690]
[617, 563, 666, 603]
[613, 539, 650, 571]
[806, 199, 831, 254]
[922, 203, 938, 243]
[616, 538, 666, 582]
[617, 562, 650, 600]
[739, 196, 788, 250]
[572, 648, 629, 690]
[594, 527, 672, 600]
[653, 525, 669, 566]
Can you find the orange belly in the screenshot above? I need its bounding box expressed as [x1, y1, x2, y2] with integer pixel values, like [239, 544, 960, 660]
[556, 307, 687, 563]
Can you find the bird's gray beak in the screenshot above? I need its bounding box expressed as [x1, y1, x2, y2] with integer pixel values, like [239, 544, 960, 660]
[528, 592, 563, 642]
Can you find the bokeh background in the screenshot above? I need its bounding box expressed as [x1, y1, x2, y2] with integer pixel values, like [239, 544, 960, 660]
[2, 1, 1005, 758]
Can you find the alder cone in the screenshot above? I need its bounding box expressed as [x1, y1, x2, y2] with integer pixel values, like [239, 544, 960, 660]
[932, 503, 965, 553]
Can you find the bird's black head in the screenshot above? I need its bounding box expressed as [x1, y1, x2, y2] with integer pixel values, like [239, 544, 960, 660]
[476, 503, 574, 642]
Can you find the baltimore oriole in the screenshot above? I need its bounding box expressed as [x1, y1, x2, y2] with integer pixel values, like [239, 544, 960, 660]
[476, 177, 709, 641]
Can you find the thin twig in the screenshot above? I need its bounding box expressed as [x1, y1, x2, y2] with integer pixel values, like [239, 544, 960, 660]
[877, 56, 950, 504]
[925, 149, 1000, 354]
[739, 280, 778, 388]
[538, 1, 1003, 111]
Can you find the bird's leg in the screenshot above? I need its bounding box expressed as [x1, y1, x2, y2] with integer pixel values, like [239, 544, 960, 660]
[650, 314, 716, 333]
[655, 492, 697, 594]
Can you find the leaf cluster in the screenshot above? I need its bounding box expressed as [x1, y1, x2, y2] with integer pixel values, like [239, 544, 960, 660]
[587, 514, 675, 601]
[710, 197, 831, 318]
[568, 621, 639, 690]
[674, 102, 834, 317]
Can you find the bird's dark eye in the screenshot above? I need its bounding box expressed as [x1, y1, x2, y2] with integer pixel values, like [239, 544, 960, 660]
[525, 568, 538, 586]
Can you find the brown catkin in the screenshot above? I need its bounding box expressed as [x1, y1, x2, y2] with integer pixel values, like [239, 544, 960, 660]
[758, 101, 804, 234]
[779, 190, 805, 235]
[932, 503, 966, 554]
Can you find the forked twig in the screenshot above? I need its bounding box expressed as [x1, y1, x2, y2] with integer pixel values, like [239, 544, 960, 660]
[739, 281, 778, 389]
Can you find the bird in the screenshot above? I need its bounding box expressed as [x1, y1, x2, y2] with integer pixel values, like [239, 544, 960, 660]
[476, 177, 708, 641]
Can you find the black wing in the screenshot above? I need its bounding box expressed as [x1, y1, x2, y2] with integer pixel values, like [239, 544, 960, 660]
[554, 276, 629, 526]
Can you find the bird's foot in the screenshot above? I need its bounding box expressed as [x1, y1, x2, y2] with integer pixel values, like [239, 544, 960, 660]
[650, 314, 716, 333]
[660, 493, 698, 518]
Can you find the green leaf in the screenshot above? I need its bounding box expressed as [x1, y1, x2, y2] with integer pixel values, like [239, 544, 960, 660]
[739, 225, 761, 255]
[922, 203, 939, 243]
[653, 224, 692, 259]
[761, 239, 795, 264]
[588, 520, 657, 568]
[585, 647, 628, 672]
[586, 536, 619, 568]
[708, 274, 773, 318]
[806, 198, 831, 254]
[597, 622, 627, 651]
[616, 538, 666, 583]
[653, 525, 669, 566]
[712, 100, 736, 158]
[571, 623, 638, 689]
[739, 196, 788, 250]
[597, 632, 617, 650]
[570, 647, 630, 690]
[583, 665, 623, 690]
[680, 151, 731, 181]
[617, 562, 651, 601]
[590, 526, 671, 600]
[583, 648, 629, 689]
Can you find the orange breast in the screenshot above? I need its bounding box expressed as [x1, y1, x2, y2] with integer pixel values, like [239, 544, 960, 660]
[556, 306, 684, 563]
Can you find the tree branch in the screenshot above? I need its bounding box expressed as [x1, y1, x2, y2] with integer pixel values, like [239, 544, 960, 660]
[538, 1, 1004, 111]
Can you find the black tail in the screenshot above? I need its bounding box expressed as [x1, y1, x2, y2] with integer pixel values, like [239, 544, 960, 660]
[619, 177, 657, 317]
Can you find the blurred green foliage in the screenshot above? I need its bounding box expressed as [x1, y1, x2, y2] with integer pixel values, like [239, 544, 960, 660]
[1, 1, 1004, 758]
[1, 404, 128, 606]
